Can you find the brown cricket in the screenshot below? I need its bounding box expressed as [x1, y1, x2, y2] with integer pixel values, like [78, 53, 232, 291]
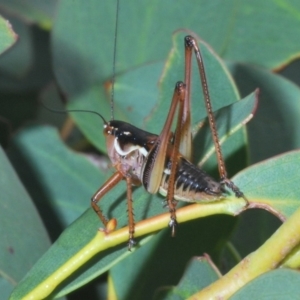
[90, 36, 249, 249]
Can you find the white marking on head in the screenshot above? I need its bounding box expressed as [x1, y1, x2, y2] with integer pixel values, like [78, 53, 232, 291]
[114, 138, 148, 157]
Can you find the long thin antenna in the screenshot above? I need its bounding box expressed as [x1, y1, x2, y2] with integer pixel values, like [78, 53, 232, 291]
[110, 0, 120, 120]
[41, 101, 108, 124]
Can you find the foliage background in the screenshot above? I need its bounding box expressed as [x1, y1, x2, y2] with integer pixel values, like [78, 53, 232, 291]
[0, 0, 300, 299]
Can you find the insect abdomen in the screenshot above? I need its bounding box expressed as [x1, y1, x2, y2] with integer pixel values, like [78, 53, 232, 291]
[159, 157, 224, 202]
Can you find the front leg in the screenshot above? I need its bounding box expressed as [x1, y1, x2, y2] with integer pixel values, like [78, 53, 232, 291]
[91, 171, 123, 230]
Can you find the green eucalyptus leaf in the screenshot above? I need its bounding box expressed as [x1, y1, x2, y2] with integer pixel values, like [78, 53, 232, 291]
[0, 146, 50, 298]
[230, 269, 300, 300]
[233, 150, 300, 218]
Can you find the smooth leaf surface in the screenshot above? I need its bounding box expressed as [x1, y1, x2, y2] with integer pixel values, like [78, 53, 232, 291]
[52, 0, 300, 85]
[222, 0, 300, 68]
[0, 146, 50, 298]
[230, 269, 300, 300]
[233, 150, 300, 219]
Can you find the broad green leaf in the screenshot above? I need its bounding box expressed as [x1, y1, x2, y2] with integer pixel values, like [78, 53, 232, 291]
[52, 0, 300, 86]
[230, 269, 300, 300]
[233, 150, 300, 218]
[0, 146, 50, 298]
[0, 15, 17, 55]
[222, 0, 300, 68]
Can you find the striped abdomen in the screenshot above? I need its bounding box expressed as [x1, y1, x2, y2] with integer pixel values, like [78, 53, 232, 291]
[159, 156, 224, 202]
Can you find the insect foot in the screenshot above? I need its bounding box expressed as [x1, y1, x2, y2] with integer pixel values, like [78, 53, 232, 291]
[127, 238, 136, 251]
[221, 178, 249, 206]
[169, 217, 178, 237]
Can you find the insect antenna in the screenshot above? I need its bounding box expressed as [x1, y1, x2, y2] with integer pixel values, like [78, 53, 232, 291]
[41, 101, 108, 125]
[110, 0, 120, 121]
